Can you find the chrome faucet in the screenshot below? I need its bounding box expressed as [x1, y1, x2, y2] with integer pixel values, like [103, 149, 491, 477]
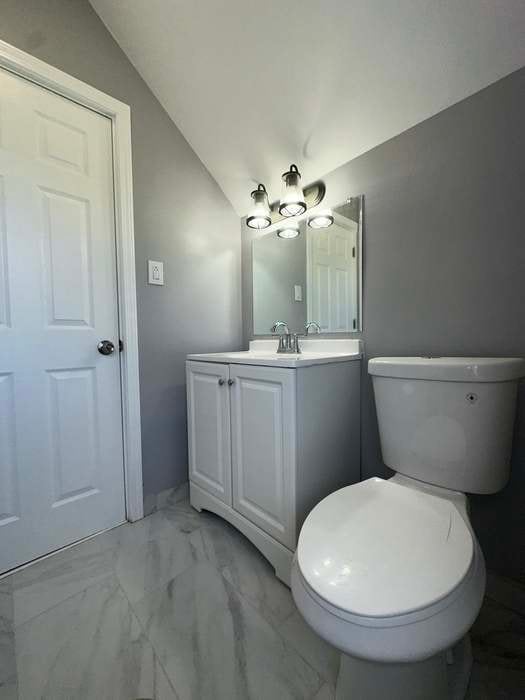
[305, 321, 321, 335]
[270, 321, 301, 354]
[271, 321, 290, 353]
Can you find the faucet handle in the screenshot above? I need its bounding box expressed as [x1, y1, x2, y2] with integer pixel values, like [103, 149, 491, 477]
[271, 321, 290, 334]
[305, 321, 321, 335]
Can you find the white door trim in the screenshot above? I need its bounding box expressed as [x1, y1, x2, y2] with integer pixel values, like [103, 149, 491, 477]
[0, 39, 144, 521]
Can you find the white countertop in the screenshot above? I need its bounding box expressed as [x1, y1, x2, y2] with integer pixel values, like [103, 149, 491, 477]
[187, 338, 362, 368]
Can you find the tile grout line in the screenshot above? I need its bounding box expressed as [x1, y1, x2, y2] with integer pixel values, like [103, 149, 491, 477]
[211, 564, 328, 691]
[159, 504, 331, 689]
[213, 568, 327, 696]
[113, 577, 182, 700]
[125, 555, 327, 697]
[9, 570, 117, 633]
[5, 508, 195, 633]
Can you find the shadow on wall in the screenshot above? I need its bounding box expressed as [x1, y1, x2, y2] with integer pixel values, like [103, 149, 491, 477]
[470, 383, 525, 585]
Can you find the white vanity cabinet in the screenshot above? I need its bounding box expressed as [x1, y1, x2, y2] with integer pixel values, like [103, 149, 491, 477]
[188, 361, 295, 547]
[186, 339, 361, 584]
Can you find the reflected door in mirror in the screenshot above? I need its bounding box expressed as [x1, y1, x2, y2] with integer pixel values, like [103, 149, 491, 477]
[307, 217, 358, 332]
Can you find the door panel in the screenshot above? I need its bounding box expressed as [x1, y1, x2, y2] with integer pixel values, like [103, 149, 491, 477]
[0, 68, 125, 573]
[186, 361, 232, 505]
[0, 372, 18, 525]
[0, 176, 9, 328]
[335, 267, 349, 331]
[37, 112, 89, 174]
[41, 188, 94, 327]
[313, 263, 330, 331]
[230, 365, 295, 548]
[47, 368, 100, 506]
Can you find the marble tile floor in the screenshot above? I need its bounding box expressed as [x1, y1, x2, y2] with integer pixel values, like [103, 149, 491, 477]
[0, 495, 523, 700]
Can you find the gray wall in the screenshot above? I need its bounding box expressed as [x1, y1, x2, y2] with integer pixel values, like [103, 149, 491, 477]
[243, 68, 525, 580]
[0, 0, 242, 502]
[253, 231, 307, 334]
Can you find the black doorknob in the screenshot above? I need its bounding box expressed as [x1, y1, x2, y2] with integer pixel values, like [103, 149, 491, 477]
[97, 340, 115, 356]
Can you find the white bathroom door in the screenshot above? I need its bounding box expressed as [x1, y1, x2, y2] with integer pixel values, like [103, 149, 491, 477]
[308, 219, 358, 332]
[0, 68, 126, 573]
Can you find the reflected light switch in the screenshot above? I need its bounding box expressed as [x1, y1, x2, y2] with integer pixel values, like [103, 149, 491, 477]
[294, 284, 303, 302]
[148, 260, 164, 286]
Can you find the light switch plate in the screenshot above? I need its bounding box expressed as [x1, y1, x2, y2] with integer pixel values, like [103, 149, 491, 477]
[148, 260, 164, 285]
[294, 284, 303, 302]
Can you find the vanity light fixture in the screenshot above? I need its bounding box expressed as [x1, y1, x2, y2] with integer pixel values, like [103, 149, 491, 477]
[278, 164, 307, 217]
[246, 184, 272, 230]
[277, 224, 300, 239]
[308, 212, 334, 229]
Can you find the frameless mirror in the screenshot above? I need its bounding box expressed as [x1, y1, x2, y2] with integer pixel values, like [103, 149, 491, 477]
[252, 195, 363, 334]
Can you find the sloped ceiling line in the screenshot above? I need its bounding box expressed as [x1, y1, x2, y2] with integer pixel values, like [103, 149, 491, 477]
[90, 0, 525, 215]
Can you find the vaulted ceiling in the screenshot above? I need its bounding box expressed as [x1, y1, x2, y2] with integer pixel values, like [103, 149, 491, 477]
[90, 0, 525, 215]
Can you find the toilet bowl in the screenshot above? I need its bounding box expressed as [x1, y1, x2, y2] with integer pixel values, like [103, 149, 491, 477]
[292, 476, 485, 699]
[292, 356, 525, 700]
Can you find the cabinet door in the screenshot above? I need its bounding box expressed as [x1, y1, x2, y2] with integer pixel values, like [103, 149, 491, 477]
[186, 361, 232, 505]
[230, 364, 296, 548]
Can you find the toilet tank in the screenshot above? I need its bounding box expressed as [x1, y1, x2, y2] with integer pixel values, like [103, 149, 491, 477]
[368, 357, 525, 494]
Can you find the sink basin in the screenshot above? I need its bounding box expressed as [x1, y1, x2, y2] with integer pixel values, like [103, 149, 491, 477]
[187, 338, 362, 368]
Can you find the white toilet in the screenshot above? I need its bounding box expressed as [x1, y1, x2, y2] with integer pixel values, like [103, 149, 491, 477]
[292, 356, 525, 700]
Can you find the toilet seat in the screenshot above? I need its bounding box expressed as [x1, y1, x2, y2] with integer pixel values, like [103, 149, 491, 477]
[291, 546, 485, 663]
[292, 479, 485, 663]
[297, 477, 474, 619]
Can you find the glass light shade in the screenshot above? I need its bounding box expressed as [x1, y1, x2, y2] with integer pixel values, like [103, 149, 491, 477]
[246, 184, 271, 230]
[277, 225, 299, 239]
[308, 212, 334, 229]
[278, 164, 306, 217]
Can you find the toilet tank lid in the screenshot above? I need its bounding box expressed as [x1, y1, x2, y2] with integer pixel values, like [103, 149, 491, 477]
[368, 357, 525, 382]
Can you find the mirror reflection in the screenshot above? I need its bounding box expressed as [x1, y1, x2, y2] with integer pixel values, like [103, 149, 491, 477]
[252, 195, 363, 335]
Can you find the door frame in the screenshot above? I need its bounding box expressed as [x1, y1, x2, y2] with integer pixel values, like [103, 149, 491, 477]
[0, 39, 144, 521]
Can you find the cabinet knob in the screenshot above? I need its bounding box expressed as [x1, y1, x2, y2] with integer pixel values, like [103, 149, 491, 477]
[228, 379, 235, 386]
[218, 378, 225, 385]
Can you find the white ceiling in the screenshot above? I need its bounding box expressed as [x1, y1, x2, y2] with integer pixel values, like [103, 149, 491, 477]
[90, 0, 525, 215]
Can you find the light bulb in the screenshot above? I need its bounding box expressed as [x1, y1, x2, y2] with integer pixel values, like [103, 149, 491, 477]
[246, 184, 271, 230]
[277, 225, 299, 239]
[279, 164, 306, 218]
[308, 212, 334, 229]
